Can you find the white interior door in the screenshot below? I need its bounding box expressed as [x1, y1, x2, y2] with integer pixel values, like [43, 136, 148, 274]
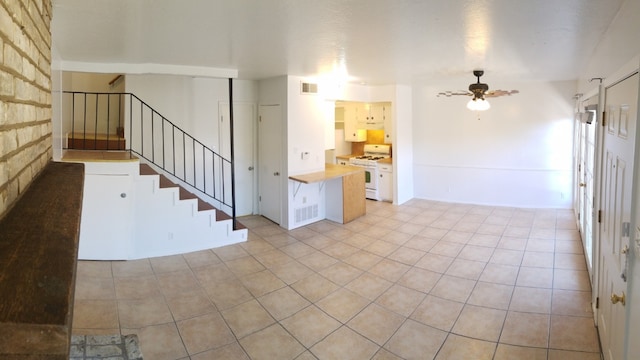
[258, 104, 282, 224]
[219, 102, 256, 216]
[598, 72, 638, 360]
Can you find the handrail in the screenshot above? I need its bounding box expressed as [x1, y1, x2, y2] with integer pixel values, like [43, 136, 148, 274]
[61, 91, 236, 227]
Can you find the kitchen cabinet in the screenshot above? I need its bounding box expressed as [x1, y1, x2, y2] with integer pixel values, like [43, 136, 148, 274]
[344, 103, 367, 142]
[359, 103, 385, 130]
[378, 162, 393, 202]
[383, 104, 393, 144]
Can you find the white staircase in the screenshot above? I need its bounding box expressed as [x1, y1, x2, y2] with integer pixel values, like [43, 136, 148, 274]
[76, 159, 247, 260]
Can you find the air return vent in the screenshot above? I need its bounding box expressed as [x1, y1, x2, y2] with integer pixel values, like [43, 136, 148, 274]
[301, 82, 318, 94]
[295, 204, 319, 224]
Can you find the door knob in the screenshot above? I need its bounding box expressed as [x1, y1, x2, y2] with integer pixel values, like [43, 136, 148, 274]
[611, 292, 625, 305]
[248, 166, 254, 171]
[579, 183, 586, 187]
[274, 172, 280, 176]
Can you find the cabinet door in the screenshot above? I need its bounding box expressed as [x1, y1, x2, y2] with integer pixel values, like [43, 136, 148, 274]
[344, 104, 367, 142]
[378, 165, 393, 202]
[78, 174, 133, 259]
[383, 104, 393, 143]
[366, 103, 384, 129]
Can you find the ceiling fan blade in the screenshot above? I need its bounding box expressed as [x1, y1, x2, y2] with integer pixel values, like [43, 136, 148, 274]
[437, 90, 472, 97]
[484, 89, 520, 97]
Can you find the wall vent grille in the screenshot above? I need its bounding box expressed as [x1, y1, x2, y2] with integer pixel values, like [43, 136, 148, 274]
[295, 204, 319, 223]
[301, 82, 318, 94]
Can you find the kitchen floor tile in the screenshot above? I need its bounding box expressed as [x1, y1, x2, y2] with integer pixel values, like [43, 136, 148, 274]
[280, 305, 341, 348]
[435, 334, 496, 360]
[493, 344, 547, 360]
[257, 286, 310, 320]
[500, 311, 550, 348]
[384, 319, 448, 360]
[549, 315, 600, 352]
[310, 325, 379, 360]
[315, 288, 370, 323]
[133, 323, 188, 360]
[451, 304, 506, 342]
[176, 312, 236, 355]
[347, 303, 405, 346]
[290, 273, 340, 303]
[221, 299, 275, 338]
[430, 275, 476, 303]
[410, 295, 464, 331]
[396, 266, 441, 293]
[467, 281, 514, 310]
[375, 284, 425, 317]
[509, 286, 552, 314]
[72, 200, 603, 360]
[344, 272, 394, 301]
[240, 324, 305, 360]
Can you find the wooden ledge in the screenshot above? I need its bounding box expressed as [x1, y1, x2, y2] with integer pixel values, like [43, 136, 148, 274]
[0, 162, 85, 359]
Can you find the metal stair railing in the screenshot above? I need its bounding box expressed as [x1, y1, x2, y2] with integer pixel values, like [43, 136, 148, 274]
[61, 91, 236, 227]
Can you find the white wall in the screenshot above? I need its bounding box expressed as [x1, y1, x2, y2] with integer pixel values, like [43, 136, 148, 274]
[286, 76, 333, 229]
[394, 85, 414, 204]
[125, 75, 257, 148]
[412, 79, 576, 208]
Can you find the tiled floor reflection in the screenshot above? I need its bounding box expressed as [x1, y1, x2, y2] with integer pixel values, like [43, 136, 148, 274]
[73, 199, 602, 360]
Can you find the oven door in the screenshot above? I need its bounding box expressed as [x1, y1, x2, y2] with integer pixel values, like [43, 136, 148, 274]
[364, 166, 377, 190]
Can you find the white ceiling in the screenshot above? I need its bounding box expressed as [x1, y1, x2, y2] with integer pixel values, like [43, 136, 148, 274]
[51, 0, 625, 85]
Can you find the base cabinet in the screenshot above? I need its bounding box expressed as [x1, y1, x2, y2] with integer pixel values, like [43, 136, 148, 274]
[378, 163, 393, 202]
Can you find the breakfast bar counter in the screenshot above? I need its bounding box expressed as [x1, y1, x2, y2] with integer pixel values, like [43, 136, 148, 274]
[289, 163, 366, 224]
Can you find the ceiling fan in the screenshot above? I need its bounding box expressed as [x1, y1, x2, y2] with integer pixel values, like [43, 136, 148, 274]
[437, 70, 519, 111]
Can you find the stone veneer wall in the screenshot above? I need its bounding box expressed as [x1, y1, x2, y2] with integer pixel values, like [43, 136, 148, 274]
[0, 0, 52, 219]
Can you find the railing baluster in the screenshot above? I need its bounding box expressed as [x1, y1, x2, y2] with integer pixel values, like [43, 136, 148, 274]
[106, 94, 111, 150]
[83, 93, 87, 150]
[129, 94, 133, 157]
[202, 147, 206, 195]
[182, 132, 186, 182]
[118, 94, 122, 150]
[61, 91, 235, 210]
[151, 111, 155, 163]
[172, 124, 176, 175]
[70, 93, 75, 149]
[192, 138, 196, 189]
[162, 117, 166, 170]
[140, 101, 144, 158]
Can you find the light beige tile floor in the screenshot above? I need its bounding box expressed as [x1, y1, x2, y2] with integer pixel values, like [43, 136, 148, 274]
[72, 199, 602, 360]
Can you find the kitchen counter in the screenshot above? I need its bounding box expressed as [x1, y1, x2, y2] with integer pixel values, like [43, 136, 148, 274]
[289, 163, 364, 183]
[336, 154, 357, 161]
[377, 157, 392, 164]
[289, 163, 366, 224]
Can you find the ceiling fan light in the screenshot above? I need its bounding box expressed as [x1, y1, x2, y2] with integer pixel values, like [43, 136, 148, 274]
[467, 97, 490, 111]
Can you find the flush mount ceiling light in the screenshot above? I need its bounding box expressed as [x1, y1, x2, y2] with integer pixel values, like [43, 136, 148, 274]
[437, 70, 519, 112]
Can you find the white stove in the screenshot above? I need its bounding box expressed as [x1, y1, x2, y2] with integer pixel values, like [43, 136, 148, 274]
[349, 144, 391, 200]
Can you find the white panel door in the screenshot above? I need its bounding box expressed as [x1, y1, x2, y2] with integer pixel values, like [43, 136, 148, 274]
[258, 104, 282, 224]
[598, 72, 638, 360]
[78, 174, 133, 260]
[219, 102, 256, 216]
